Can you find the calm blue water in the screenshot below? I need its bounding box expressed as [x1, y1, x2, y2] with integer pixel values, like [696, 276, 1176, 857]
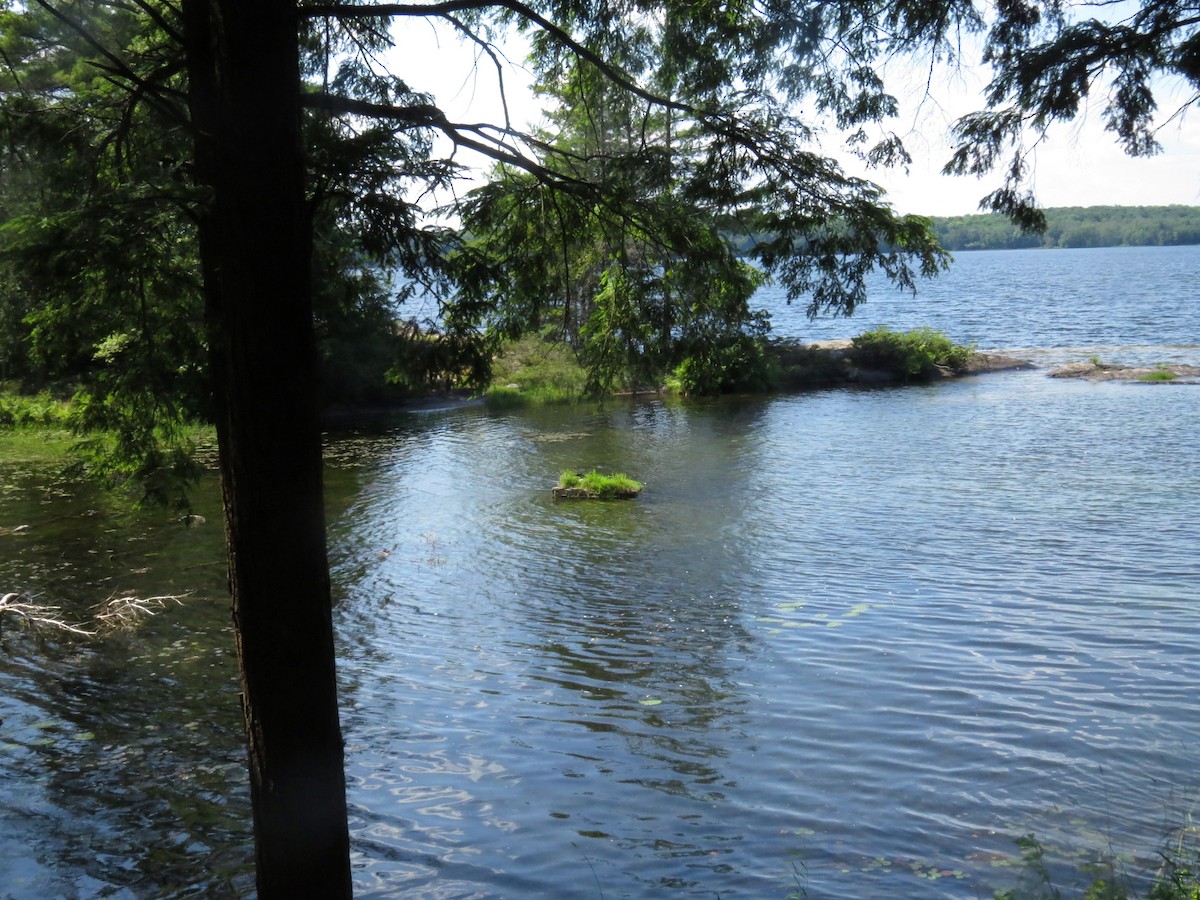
[768, 244, 1200, 367]
[0, 245, 1197, 898]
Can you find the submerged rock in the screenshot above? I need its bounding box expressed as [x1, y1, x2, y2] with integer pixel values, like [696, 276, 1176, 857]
[551, 485, 642, 500]
[1049, 361, 1200, 383]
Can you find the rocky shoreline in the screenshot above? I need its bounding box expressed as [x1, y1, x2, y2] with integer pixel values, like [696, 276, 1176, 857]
[797, 339, 1034, 385]
[801, 340, 1199, 386]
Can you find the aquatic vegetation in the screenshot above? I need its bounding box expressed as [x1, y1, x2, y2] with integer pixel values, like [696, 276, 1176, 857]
[554, 469, 642, 499]
[990, 826, 1200, 900]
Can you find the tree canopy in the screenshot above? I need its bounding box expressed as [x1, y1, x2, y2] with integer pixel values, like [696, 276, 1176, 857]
[4, 0, 1197, 409]
[943, 0, 1200, 228]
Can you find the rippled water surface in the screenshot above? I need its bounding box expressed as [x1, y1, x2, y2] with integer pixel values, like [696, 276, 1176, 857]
[1, 246, 1198, 897]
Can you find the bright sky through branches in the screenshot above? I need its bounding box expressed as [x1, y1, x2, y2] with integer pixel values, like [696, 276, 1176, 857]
[389, 23, 1200, 217]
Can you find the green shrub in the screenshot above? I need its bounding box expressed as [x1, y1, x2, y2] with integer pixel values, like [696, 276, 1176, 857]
[850, 326, 974, 380]
[672, 334, 775, 395]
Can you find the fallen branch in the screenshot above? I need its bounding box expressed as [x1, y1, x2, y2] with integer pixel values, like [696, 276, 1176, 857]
[0, 592, 95, 636]
[92, 592, 188, 630]
[1, 590, 192, 636]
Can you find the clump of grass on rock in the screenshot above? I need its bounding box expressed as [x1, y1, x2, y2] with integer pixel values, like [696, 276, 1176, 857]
[554, 469, 643, 500]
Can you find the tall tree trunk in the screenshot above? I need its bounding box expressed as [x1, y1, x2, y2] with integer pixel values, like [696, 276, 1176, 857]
[184, 1, 352, 896]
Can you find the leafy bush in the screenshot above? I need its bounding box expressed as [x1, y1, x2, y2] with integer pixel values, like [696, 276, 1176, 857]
[850, 326, 974, 380]
[671, 334, 775, 395]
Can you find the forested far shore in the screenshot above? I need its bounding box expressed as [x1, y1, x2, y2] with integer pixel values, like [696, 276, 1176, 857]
[931, 205, 1200, 251]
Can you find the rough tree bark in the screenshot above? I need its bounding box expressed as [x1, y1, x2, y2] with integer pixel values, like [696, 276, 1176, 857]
[183, 1, 352, 895]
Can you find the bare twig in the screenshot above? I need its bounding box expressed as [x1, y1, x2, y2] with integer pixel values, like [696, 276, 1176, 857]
[92, 592, 189, 630]
[0, 592, 96, 636]
[1, 590, 191, 636]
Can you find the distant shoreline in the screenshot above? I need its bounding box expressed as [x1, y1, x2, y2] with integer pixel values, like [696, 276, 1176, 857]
[724, 207, 1200, 255]
[930, 206, 1200, 252]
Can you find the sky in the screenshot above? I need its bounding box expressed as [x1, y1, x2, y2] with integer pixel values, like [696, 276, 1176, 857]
[387, 22, 1200, 218]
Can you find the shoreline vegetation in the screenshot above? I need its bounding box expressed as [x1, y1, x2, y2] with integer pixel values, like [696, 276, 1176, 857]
[8, 328, 1195, 451]
[3, 327, 1195, 452]
[476, 328, 1198, 411]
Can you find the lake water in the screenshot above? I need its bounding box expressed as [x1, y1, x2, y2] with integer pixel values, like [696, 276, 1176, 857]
[1, 245, 1197, 898]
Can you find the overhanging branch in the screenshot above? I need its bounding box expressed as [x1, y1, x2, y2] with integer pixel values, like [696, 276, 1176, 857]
[301, 0, 692, 116]
[301, 90, 593, 191]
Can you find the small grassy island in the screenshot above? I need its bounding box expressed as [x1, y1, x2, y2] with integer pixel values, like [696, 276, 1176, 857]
[553, 470, 643, 500]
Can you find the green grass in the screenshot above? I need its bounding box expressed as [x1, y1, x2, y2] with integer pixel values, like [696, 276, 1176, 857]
[557, 469, 642, 499]
[1139, 367, 1178, 382]
[484, 334, 588, 407]
[0, 389, 77, 463]
[0, 426, 75, 463]
[0, 389, 74, 427]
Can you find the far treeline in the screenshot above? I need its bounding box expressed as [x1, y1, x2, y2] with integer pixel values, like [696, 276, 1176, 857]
[931, 205, 1200, 251]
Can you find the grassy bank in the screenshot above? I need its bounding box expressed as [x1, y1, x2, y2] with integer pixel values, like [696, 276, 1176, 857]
[0, 388, 76, 463]
[481, 335, 589, 408]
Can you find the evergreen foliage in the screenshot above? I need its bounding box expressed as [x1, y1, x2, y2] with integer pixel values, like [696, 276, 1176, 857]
[0, 0, 468, 497]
